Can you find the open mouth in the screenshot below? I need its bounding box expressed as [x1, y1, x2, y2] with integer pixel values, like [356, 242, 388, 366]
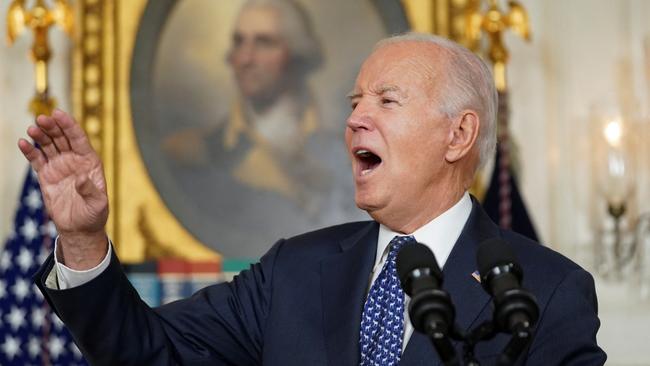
[355, 149, 382, 175]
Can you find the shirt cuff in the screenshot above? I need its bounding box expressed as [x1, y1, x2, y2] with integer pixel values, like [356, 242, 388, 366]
[53, 236, 113, 289]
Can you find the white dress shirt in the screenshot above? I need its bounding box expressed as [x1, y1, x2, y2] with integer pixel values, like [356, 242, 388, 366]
[369, 192, 472, 352]
[53, 237, 112, 289]
[53, 192, 473, 352]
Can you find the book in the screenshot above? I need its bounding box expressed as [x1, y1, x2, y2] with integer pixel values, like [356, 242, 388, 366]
[124, 261, 160, 307]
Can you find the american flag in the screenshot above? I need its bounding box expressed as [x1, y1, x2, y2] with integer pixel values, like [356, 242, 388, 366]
[0, 168, 87, 365]
[482, 90, 539, 242]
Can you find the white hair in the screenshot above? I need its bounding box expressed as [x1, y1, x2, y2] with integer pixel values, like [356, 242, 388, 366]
[376, 33, 498, 169]
[238, 0, 323, 74]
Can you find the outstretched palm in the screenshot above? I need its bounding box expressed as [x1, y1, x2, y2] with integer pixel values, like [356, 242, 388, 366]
[18, 110, 108, 243]
[39, 147, 107, 234]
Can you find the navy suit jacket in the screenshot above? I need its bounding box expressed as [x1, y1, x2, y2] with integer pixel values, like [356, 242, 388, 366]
[35, 199, 606, 365]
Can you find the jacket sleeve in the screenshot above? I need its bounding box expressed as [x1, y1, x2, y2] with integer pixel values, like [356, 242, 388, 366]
[34, 239, 286, 366]
[525, 268, 607, 365]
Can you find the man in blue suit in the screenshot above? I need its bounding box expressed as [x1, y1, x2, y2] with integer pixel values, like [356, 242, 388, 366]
[21, 33, 606, 365]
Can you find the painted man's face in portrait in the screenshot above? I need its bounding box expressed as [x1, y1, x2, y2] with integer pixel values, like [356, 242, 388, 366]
[227, 5, 292, 104]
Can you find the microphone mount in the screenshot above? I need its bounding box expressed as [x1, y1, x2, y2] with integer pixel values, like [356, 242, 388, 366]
[396, 238, 540, 366]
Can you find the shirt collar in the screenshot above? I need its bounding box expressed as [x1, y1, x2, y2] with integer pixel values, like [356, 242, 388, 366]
[375, 192, 472, 269]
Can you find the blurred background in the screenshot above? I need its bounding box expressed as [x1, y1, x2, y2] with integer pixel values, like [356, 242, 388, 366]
[1, 0, 649, 364]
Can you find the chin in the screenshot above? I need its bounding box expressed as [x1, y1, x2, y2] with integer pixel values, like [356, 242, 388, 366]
[240, 87, 261, 98]
[354, 196, 371, 212]
[354, 191, 383, 214]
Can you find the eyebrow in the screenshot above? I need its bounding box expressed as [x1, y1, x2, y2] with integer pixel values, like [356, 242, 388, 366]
[346, 91, 361, 100]
[346, 85, 406, 100]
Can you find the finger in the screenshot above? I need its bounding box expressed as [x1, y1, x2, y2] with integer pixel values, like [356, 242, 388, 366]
[36, 114, 72, 152]
[17, 138, 47, 172]
[26, 125, 59, 159]
[52, 109, 94, 155]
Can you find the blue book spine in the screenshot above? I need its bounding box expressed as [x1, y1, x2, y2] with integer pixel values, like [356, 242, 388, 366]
[127, 273, 161, 307]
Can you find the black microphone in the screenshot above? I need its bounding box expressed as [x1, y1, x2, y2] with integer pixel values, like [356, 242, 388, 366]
[395, 243, 442, 294]
[476, 238, 539, 333]
[397, 243, 459, 366]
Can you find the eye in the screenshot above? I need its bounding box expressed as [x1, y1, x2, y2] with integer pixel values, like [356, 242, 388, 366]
[350, 102, 358, 110]
[255, 35, 281, 49]
[381, 98, 396, 105]
[232, 33, 243, 48]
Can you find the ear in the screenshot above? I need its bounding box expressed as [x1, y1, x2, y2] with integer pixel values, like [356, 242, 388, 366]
[445, 110, 480, 163]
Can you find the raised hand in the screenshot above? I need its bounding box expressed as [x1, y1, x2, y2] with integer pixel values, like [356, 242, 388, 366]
[18, 109, 109, 270]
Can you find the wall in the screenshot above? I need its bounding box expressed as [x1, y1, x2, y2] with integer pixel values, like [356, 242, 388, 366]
[0, 0, 71, 242]
[506, 1, 650, 364]
[508, 0, 650, 265]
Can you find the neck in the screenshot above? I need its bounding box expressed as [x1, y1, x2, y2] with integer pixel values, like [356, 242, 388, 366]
[248, 94, 280, 115]
[246, 87, 306, 118]
[372, 168, 471, 234]
[247, 79, 306, 114]
[386, 189, 466, 234]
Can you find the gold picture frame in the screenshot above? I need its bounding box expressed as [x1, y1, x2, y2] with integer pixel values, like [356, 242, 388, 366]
[72, 0, 470, 263]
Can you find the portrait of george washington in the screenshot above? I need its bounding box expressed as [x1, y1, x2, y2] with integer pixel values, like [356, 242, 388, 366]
[130, 0, 409, 258]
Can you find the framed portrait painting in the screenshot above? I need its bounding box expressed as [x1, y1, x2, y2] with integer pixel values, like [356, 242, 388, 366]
[72, 0, 467, 262]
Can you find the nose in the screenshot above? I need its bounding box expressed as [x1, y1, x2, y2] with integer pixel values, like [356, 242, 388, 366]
[346, 102, 374, 132]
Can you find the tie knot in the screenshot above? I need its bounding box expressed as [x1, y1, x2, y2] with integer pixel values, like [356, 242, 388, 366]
[388, 235, 416, 258]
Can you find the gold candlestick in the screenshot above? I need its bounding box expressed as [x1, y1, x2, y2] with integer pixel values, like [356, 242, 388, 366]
[7, 0, 74, 117]
[465, 0, 531, 92]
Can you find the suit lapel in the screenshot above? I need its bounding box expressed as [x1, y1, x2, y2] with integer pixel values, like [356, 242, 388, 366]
[442, 199, 497, 333]
[321, 222, 378, 366]
[402, 198, 501, 365]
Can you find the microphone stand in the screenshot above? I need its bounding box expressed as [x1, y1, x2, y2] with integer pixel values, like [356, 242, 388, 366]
[413, 288, 462, 366]
[461, 321, 497, 366]
[496, 322, 534, 366]
[423, 316, 460, 366]
[420, 318, 533, 366]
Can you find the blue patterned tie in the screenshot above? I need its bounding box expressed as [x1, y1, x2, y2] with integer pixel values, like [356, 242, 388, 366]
[360, 235, 416, 366]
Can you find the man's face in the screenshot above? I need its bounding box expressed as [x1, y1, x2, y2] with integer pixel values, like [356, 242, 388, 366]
[345, 42, 453, 227]
[228, 5, 291, 101]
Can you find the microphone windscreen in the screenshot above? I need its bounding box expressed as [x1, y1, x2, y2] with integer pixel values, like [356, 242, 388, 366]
[476, 238, 518, 277]
[396, 242, 442, 285]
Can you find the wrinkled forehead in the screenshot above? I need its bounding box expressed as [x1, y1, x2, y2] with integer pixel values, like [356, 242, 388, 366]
[353, 42, 448, 94]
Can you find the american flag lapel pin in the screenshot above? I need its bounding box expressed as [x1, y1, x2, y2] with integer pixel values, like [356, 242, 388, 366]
[471, 270, 481, 283]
